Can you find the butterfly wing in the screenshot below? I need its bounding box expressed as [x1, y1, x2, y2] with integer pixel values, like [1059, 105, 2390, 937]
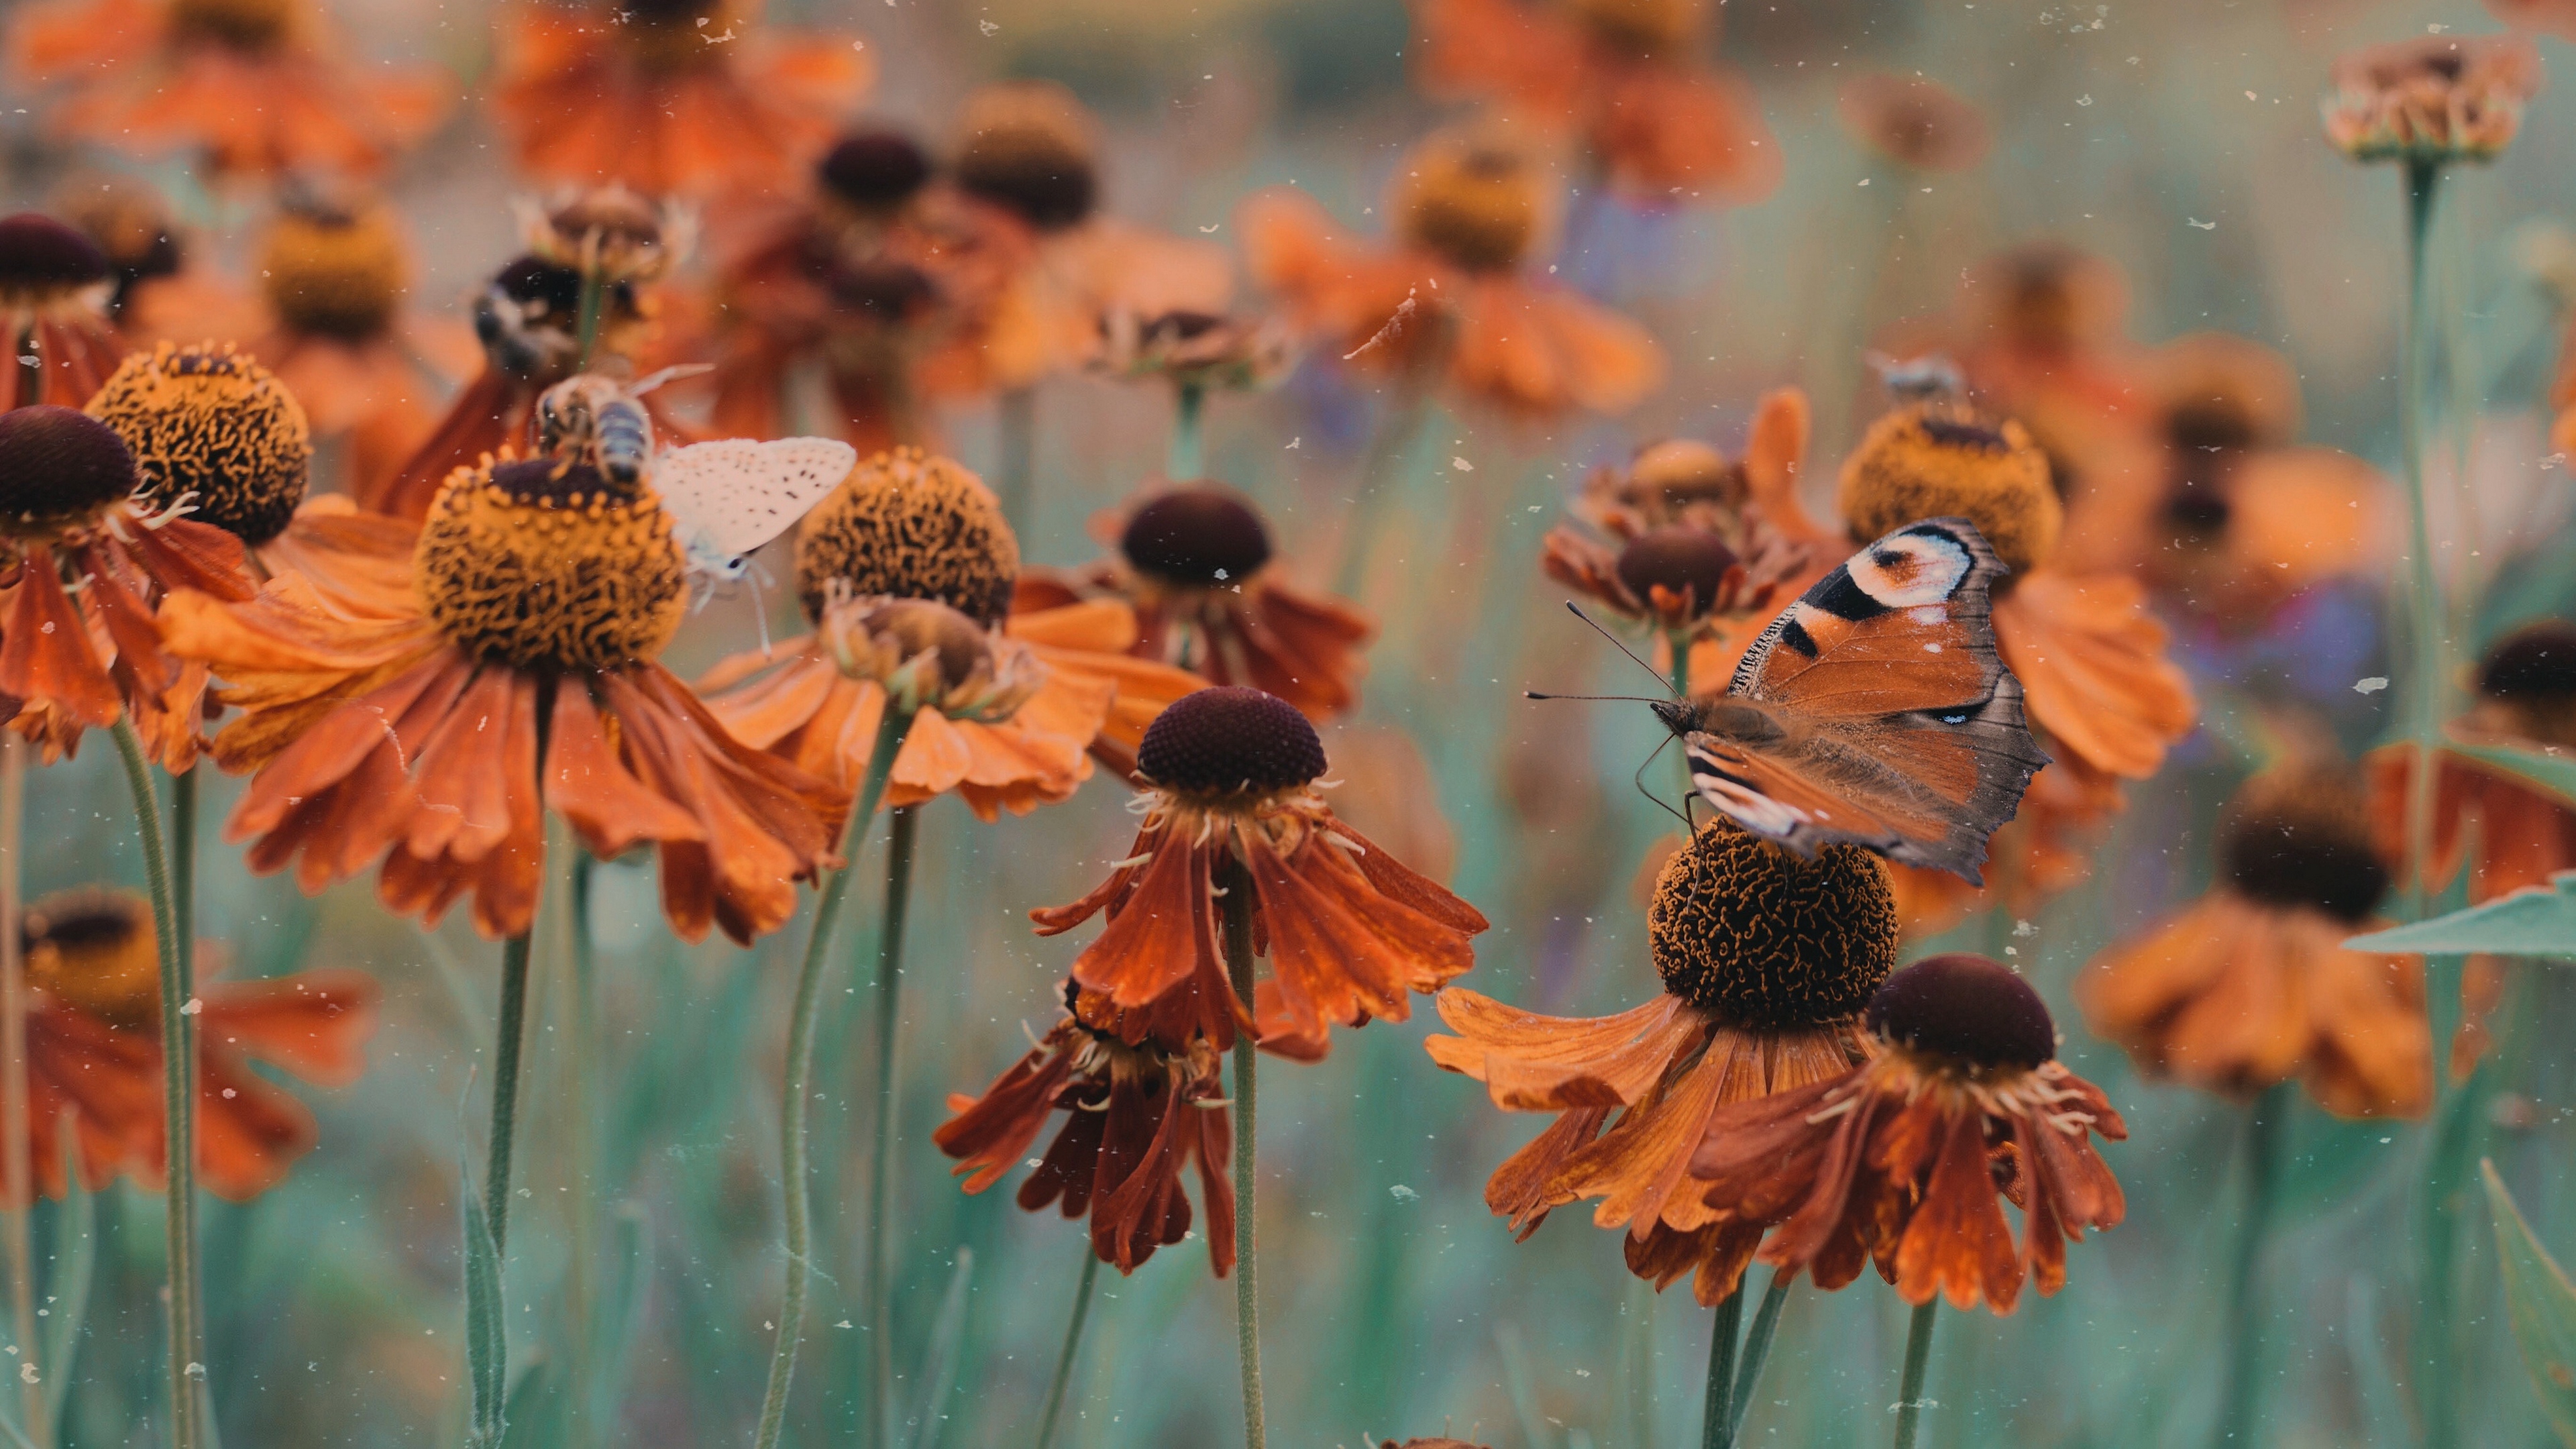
[1680, 518, 2049, 883]
[651, 437, 859, 570]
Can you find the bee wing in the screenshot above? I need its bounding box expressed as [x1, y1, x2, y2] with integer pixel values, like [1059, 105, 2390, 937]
[650, 437, 859, 562]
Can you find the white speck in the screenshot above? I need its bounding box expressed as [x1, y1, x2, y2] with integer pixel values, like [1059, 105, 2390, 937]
[1198, 224, 1220, 233]
[2076, 94, 2094, 107]
[180, 998, 203, 1016]
[1451, 457, 1473, 472]
[1525, 505, 1542, 513]
[835, 1320, 853, 1328]
[1285, 437, 1300, 449]
[2355, 676, 2390, 695]
[1858, 178, 1872, 186]
[1923, 642, 1943, 653]
[2245, 91, 2258, 102]
[2013, 918, 2037, 938]
[2188, 218, 2216, 230]
[851, 39, 865, 49]
[978, 17, 997, 33]
[1389, 1184, 1419, 1203]
[1214, 568, 1230, 581]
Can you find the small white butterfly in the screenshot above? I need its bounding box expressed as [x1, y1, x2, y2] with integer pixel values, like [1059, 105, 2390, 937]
[651, 436, 858, 582]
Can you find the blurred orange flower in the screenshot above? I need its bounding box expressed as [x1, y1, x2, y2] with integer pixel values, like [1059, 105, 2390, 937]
[2367, 621, 2576, 904]
[13, 887, 377, 1203]
[1837, 72, 1992, 172]
[1690, 955, 2127, 1313]
[488, 0, 867, 196]
[1240, 123, 1666, 422]
[2324, 33, 2543, 165]
[6, 0, 447, 178]
[1410, 0, 1779, 203]
[1, 215, 129, 409]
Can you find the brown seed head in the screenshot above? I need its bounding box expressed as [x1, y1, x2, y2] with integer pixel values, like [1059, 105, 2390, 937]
[1393, 125, 1545, 274]
[2217, 768, 2388, 926]
[794, 447, 1019, 625]
[1649, 824, 1898, 1030]
[416, 457, 688, 670]
[1119, 484, 1274, 588]
[1838, 406, 2059, 574]
[261, 204, 407, 341]
[87, 343, 311, 545]
[21, 887, 159, 1024]
[0, 405, 140, 532]
[1616, 527, 1738, 615]
[1868, 953, 2055, 1069]
[1622, 438, 1743, 513]
[0, 213, 111, 307]
[1137, 686, 1326, 797]
[818, 129, 934, 215]
[953, 81, 1099, 232]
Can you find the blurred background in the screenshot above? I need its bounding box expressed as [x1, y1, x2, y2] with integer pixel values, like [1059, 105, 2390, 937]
[9, 0, 2576, 1445]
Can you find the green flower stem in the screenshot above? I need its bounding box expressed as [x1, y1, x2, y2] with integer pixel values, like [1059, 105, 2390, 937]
[1725, 1270, 1794, 1442]
[574, 267, 606, 374]
[863, 804, 922, 1449]
[1032, 1248, 1102, 1449]
[1699, 1283, 1745, 1449]
[1219, 861, 1265, 1449]
[2397, 158, 2445, 922]
[996, 387, 1037, 538]
[1891, 1301, 1938, 1449]
[1331, 390, 1428, 601]
[486, 936, 535, 1256]
[2212, 1085, 2286, 1448]
[170, 767, 214, 1438]
[0, 736, 38, 1448]
[109, 720, 199, 1449]
[754, 712, 910, 1449]
[1169, 382, 1206, 481]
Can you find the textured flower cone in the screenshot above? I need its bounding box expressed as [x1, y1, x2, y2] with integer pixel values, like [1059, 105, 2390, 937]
[11, 887, 378, 1204]
[1237, 125, 1666, 420]
[0, 405, 255, 769]
[1019, 484, 1373, 723]
[6, 0, 447, 177]
[1689, 955, 2127, 1313]
[1036, 687, 1488, 1060]
[932, 990, 1236, 1275]
[2080, 769, 2430, 1118]
[704, 447, 1201, 812]
[158, 453, 844, 944]
[1839, 402, 2195, 928]
[0, 214, 130, 408]
[1426, 822, 1894, 1304]
[488, 0, 871, 196]
[1409, 0, 1779, 201]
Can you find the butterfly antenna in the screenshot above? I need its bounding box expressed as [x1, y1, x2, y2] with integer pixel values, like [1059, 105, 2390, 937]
[1629, 735, 1690, 828]
[746, 561, 777, 659]
[1525, 691, 1666, 704]
[1564, 602, 1680, 698]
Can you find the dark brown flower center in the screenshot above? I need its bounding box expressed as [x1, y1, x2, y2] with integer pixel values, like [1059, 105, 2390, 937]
[2220, 794, 2390, 924]
[829, 258, 937, 321]
[21, 888, 156, 1022]
[2164, 399, 2261, 455]
[1120, 486, 1273, 586]
[0, 406, 139, 525]
[0, 214, 110, 299]
[1649, 824, 1898, 1030]
[953, 87, 1098, 233]
[1615, 527, 1738, 610]
[1918, 415, 2010, 452]
[262, 209, 404, 341]
[87, 343, 312, 546]
[2479, 623, 2576, 704]
[2161, 487, 2231, 538]
[1137, 686, 1326, 795]
[1867, 953, 2055, 1069]
[818, 129, 933, 213]
[168, 0, 291, 50]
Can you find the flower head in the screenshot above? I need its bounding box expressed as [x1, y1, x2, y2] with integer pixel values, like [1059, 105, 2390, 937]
[1393, 123, 1552, 274]
[932, 986, 1234, 1275]
[2082, 767, 2429, 1118]
[2368, 621, 2576, 905]
[794, 446, 1019, 625]
[58, 177, 184, 320]
[260, 201, 407, 344]
[517, 184, 692, 288]
[14, 886, 377, 1203]
[1837, 72, 1992, 172]
[1427, 824, 1892, 1303]
[1839, 405, 2061, 578]
[0, 213, 125, 407]
[1037, 686, 1487, 1058]
[87, 341, 311, 546]
[2324, 34, 2544, 165]
[952, 80, 1101, 233]
[1096, 308, 1293, 393]
[1689, 954, 2127, 1312]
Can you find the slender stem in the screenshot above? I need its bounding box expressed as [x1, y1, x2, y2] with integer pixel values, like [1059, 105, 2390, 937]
[1330, 390, 1427, 600]
[0, 737, 37, 1449]
[485, 936, 534, 1254]
[566, 852, 598, 1449]
[2213, 1087, 2285, 1447]
[1699, 1284, 1745, 1449]
[1168, 383, 1206, 482]
[170, 768, 212, 1438]
[1219, 862, 1265, 1449]
[109, 720, 197, 1449]
[2398, 158, 2445, 922]
[574, 266, 606, 374]
[1033, 1248, 1102, 1449]
[996, 388, 1036, 539]
[1891, 1301, 1938, 1449]
[1623, 1277, 1655, 1449]
[1726, 1270, 1794, 1441]
[863, 804, 922, 1449]
[753, 714, 910, 1449]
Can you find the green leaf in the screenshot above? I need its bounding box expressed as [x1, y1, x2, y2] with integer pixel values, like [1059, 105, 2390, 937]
[2346, 873, 2576, 957]
[2482, 1159, 2576, 1446]
[462, 1180, 509, 1449]
[904, 1247, 975, 1449]
[2451, 739, 2576, 811]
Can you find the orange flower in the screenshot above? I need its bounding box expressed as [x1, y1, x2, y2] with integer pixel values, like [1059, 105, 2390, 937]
[54, 177, 257, 349]
[1036, 687, 1487, 1059]
[1689, 955, 2127, 1313]
[241, 198, 477, 498]
[0, 405, 254, 768]
[1019, 483, 1373, 723]
[1428, 824, 1894, 1303]
[13, 887, 377, 1203]
[1410, 0, 1778, 203]
[2491, 0, 2576, 41]
[1239, 123, 1666, 422]
[2368, 622, 2576, 904]
[2081, 767, 2430, 1119]
[932, 985, 1234, 1275]
[488, 0, 868, 197]
[1837, 402, 2196, 928]
[374, 189, 684, 522]
[703, 447, 1199, 807]
[1949, 241, 2139, 428]
[2324, 33, 2544, 165]
[5, 0, 446, 178]
[1, 215, 128, 409]
[159, 451, 843, 944]
[1837, 72, 1992, 172]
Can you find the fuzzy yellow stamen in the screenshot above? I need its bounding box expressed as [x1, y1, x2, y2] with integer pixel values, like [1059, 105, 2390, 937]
[1838, 406, 2061, 576]
[87, 342, 311, 545]
[794, 447, 1020, 625]
[415, 455, 688, 670]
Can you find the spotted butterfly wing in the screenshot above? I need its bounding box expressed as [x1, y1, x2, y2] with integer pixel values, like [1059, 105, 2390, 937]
[650, 437, 859, 578]
[1655, 517, 2049, 883]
